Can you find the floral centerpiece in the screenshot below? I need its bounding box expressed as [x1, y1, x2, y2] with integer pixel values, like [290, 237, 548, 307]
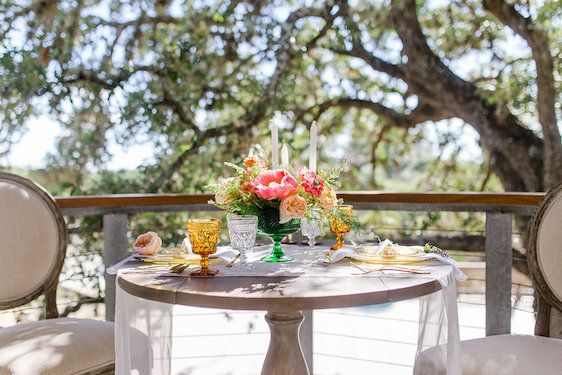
[208, 154, 352, 262]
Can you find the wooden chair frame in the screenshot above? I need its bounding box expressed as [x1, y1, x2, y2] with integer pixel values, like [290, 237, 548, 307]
[526, 183, 562, 337]
[0, 172, 67, 318]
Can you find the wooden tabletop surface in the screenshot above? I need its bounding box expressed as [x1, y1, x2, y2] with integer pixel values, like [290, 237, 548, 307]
[118, 270, 442, 312]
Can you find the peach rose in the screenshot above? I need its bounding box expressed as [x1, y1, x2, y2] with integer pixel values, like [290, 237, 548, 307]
[321, 187, 337, 213]
[279, 194, 307, 223]
[133, 231, 162, 255]
[215, 192, 229, 204]
[215, 178, 235, 204]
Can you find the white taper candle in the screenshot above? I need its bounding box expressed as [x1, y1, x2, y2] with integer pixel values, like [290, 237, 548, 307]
[281, 143, 289, 167]
[270, 118, 279, 168]
[309, 121, 318, 172]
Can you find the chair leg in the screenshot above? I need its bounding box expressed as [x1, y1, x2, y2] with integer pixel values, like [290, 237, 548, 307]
[45, 286, 59, 319]
[535, 295, 550, 337]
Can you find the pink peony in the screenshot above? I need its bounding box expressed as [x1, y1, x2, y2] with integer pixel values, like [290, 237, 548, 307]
[133, 231, 162, 255]
[279, 194, 307, 223]
[252, 169, 299, 200]
[320, 187, 337, 213]
[298, 166, 324, 198]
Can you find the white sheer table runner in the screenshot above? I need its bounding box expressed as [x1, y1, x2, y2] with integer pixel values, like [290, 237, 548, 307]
[111, 245, 465, 375]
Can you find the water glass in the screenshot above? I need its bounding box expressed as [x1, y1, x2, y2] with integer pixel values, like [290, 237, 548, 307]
[227, 215, 258, 266]
[301, 210, 323, 247]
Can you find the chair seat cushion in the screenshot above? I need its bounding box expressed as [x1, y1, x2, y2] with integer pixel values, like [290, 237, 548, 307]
[0, 318, 114, 375]
[415, 334, 562, 375]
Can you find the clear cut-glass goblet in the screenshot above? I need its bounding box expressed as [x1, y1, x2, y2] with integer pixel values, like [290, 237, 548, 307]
[301, 210, 323, 248]
[227, 214, 258, 267]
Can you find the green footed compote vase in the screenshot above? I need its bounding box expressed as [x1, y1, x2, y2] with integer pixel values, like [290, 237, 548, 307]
[257, 207, 300, 262]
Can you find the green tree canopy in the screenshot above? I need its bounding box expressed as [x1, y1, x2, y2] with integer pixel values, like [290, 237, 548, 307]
[1, 0, 560, 194]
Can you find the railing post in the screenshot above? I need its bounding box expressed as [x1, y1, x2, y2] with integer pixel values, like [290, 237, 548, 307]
[300, 310, 313, 374]
[485, 213, 513, 336]
[103, 213, 129, 321]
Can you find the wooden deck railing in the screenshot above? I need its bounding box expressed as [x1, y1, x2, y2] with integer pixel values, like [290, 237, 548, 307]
[55, 191, 545, 338]
[56, 191, 543, 212]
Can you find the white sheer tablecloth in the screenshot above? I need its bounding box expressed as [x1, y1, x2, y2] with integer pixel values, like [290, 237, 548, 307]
[110, 245, 465, 374]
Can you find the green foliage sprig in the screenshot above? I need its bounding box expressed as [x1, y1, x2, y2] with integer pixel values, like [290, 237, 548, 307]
[423, 243, 450, 258]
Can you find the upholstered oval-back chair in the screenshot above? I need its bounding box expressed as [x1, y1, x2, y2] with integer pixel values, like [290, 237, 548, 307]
[0, 172, 115, 375]
[414, 183, 562, 375]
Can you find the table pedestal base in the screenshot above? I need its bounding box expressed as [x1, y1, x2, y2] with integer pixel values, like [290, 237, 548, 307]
[262, 311, 309, 375]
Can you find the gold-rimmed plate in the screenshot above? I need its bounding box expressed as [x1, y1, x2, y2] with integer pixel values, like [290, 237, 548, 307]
[350, 244, 430, 265]
[351, 254, 433, 265]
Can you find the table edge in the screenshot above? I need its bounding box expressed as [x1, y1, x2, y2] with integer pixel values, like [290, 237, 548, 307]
[118, 275, 443, 311]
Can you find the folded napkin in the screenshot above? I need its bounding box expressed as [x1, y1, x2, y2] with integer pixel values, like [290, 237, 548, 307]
[327, 242, 467, 281]
[181, 236, 192, 254]
[212, 246, 240, 261]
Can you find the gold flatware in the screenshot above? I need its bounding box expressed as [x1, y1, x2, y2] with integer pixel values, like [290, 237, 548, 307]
[225, 253, 241, 267]
[170, 262, 191, 274]
[355, 255, 430, 265]
[170, 254, 240, 273]
[351, 262, 430, 275]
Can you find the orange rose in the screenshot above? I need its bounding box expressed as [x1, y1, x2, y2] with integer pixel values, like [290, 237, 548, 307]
[243, 156, 266, 168]
[240, 180, 253, 194]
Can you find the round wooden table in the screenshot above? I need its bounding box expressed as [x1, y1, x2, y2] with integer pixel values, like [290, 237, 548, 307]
[119, 269, 442, 375]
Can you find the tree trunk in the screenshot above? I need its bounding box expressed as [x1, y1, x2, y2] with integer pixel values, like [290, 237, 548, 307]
[482, 0, 562, 190]
[390, 0, 548, 192]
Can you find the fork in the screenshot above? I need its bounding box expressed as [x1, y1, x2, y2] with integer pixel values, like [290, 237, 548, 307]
[225, 253, 240, 267]
[351, 262, 430, 274]
[171, 253, 240, 273]
[170, 262, 191, 274]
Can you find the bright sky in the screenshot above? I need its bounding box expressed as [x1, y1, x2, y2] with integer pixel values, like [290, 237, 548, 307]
[6, 116, 152, 169]
[6, 116, 59, 168]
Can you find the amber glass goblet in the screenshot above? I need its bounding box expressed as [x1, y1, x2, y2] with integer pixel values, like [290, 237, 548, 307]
[329, 205, 353, 251]
[186, 218, 221, 276]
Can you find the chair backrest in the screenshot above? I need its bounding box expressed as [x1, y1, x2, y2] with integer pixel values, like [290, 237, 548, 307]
[527, 183, 562, 334]
[0, 172, 67, 310]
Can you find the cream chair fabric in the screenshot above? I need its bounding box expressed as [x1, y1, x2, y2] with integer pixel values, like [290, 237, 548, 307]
[0, 318, 114, 375]
[0, 180, 61, 304]
[536, 192, 562, 301]
[0, 173, 115, 374]
[416, 184, 562, 374]
[414, 334, 562, 375]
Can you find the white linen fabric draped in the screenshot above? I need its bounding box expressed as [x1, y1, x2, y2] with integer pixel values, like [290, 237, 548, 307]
[112, 245, 465, 374]
[414, 270, 462, 375]
[115, 285, 173, 375]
